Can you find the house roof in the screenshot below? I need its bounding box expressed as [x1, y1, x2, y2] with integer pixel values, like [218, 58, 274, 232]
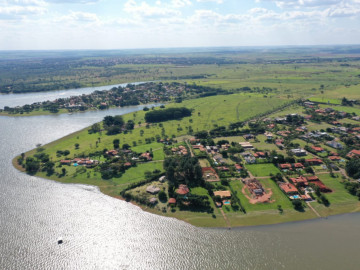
[279, 163, 292, 169]
[348, 149, 360, 156]
[146, 186, 161, 194]
[306, 176, 320, 181]
[279, 183, 298, 194]
[311, 146, 324, 152]
[294, 163, 304, 168]
[306, 158, 323, 164]
[235, 164, 243, 169]
[176, 184, 189, 195]
[168, 198, 176, 204]
[290, 176, 308, 185]
[201, 167, 216, 174]
[214, 190, 231, 198]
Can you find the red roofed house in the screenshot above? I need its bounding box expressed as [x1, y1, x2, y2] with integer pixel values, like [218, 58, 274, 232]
[306, 158, 323, 165]
[290, 176, 308, 187]
[235, 164, 243, 172]
[306, 176, 319, 181]
[176, 184, 190, 195]
[347, 149, 360, 159]
[140, 152, 152, 161]
[168, 198, 176, 204]
[279, 164, 292, 170]
[279, 183, 298, 195]
[329, 156, 341, 161]
[307, 176, 331, 192]
[106, 150, 118, 156]
[293, 163, 304, 169]
[255, 152, 266, 158]
[311, 145, 324, 153]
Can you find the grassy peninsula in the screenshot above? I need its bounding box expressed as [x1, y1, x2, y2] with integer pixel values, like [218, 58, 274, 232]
[13, 80, 360, 227]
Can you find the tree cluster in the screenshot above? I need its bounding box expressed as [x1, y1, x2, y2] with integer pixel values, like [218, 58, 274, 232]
[145, 107, 192, 123]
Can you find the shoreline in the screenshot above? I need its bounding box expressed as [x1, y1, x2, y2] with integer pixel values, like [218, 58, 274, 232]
[12, 153, 360, 228]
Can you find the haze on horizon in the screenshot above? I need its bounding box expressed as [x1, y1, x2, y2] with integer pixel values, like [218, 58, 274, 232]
[1, 0, 360, 50]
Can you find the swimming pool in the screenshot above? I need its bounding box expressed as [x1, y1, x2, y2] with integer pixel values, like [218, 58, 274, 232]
[293, 195, 300, 199]
[223, 201, 231, 205]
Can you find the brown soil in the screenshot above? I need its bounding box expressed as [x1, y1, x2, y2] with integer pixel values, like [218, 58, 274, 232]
[242, 186, 275, 204]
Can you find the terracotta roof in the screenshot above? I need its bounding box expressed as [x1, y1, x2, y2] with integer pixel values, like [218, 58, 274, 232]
[294, 163, 304, 168]
[175, 184, 189, 195]
[279, 163, 292, 169]
[306, 176, 320, 181]
[311, 146, 324, 152]
[201, 167, 216, 173]
[168, 198, 176, 204]
[290, 176, 308, 185]
[306, 158, 323, 164]
[279, 183, 298, 194]
[235, 164, 243, 170]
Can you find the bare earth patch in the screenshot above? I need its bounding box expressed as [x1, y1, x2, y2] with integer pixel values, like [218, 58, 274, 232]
[242, 186, 275, 204]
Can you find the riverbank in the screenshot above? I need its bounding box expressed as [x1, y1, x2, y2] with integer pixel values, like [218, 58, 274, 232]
[13, 148, 360, 228]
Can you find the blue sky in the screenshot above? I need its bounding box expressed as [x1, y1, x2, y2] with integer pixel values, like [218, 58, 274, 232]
[1, 0, 360, 50]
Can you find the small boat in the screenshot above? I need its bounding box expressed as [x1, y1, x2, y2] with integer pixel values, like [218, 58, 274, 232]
[57, 237, 63, 244]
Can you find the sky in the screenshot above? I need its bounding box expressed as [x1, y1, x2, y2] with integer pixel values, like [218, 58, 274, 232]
[0, 0, 360, 50]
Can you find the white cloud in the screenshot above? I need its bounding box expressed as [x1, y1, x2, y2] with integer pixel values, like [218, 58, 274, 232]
[196, 0, 223, 3]
[46, 0, 100, 3]
[171, 0, 192, 8]
[56, 10, 99, 22]
[124, 0, 181, 18]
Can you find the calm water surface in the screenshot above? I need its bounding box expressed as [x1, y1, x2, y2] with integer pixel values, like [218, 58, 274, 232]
[0, 82, 146, 109]
[0, 91, 360, 269]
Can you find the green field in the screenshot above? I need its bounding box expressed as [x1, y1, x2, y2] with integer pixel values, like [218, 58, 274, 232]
[319, 104, 360, 115]
[318, 174, 359, 204]
[310, 84, 360, 102]
[246, 163, 281, 177]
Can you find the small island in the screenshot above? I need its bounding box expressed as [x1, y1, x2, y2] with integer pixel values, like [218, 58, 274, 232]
[13, 82, 360, 227]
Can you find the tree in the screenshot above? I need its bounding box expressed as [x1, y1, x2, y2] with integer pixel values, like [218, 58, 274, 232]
[292, 199, 303, 211]
[75, 143, 80, 149]
[346, 158, 360, 179]
[125, 120, 135, 130]
[89, 123, 101, 134]
[113, 139, 120, 149]
[158, 191, 167, 202]
[25, 157, 40, 174]
[122, 143, 131, 150]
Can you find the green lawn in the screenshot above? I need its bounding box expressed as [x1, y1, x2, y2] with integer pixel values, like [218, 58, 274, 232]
[131, 142, 165, 161]
[309, 97, 342, 105]
[113, 162, 164, 185]
[318, 173, 359, 204]
[246, 163, 281, 177]
[252, 135, 279, 152]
